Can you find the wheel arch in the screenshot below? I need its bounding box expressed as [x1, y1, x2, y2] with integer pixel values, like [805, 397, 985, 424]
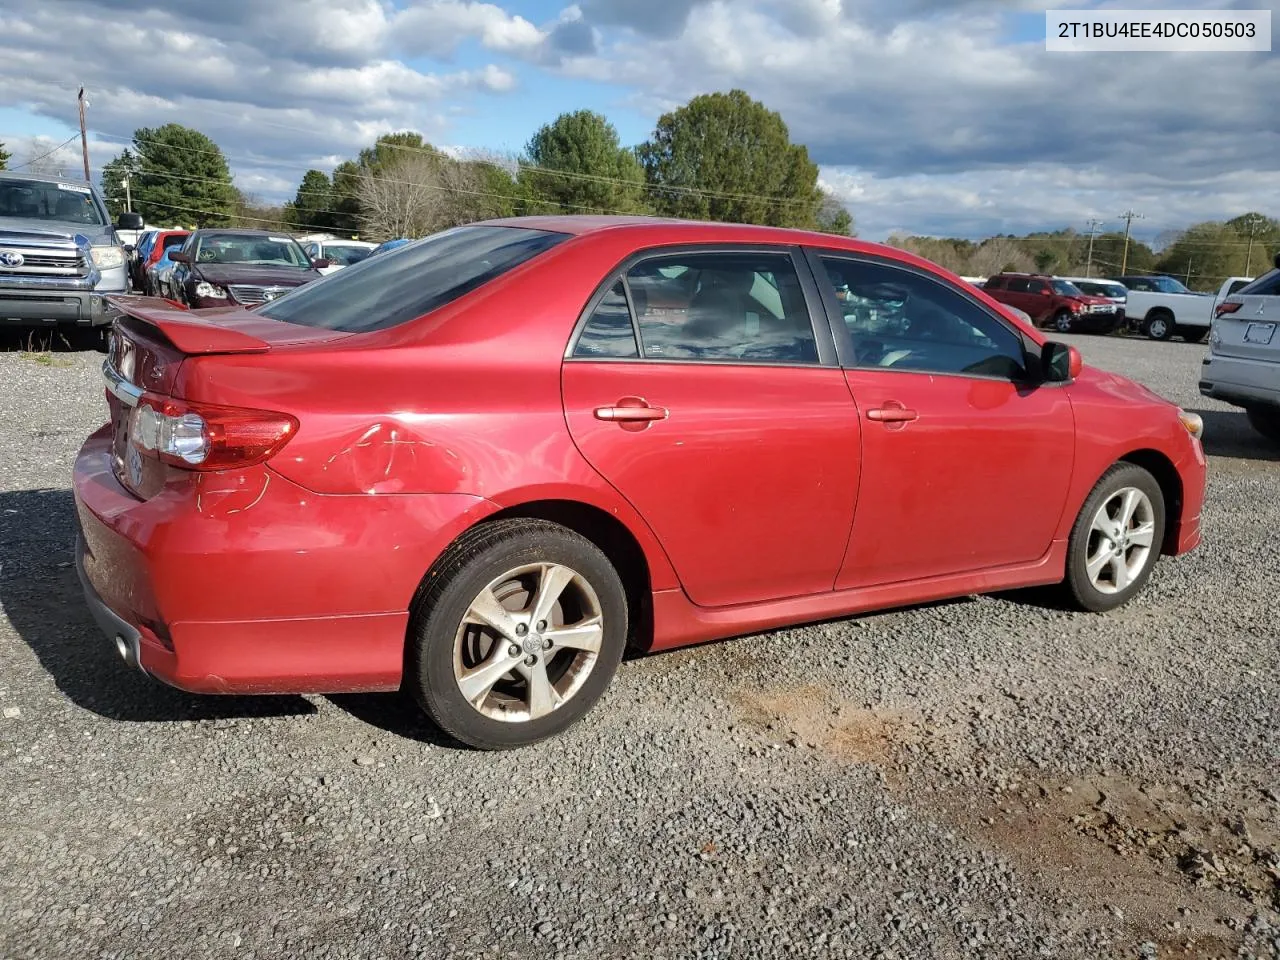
[413, 497, 662, 654]
[1117, 448, 1183, 555]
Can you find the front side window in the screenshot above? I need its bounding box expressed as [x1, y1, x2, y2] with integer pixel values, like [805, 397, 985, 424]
[1027, 280, 1048, 294]
[260, 225, 568, 332]
[623, 252, 818, 364]
[820, 256, 1027, 380]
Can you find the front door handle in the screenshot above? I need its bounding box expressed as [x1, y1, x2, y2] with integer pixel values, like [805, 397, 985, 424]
[594, 398, 669, 423]
[866, 403, 918, 423]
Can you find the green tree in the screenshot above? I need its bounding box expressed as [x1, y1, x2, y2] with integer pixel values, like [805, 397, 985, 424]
[288, 169, 335, 231]
[0, 141, 10, 170]
[127, 124, 237, 226]
[100, 148, 140, 218]
[330, 160, 364, 234]
[518, 110, 646, 215]
[638, 90, 820, 228]
[1155, 214, 1280, 290]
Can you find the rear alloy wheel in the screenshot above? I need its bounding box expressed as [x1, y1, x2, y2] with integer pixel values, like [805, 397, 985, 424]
[1053, 310, 1074, 333]
[408, 519, 627, 749]
[1063, 463, 1165, 612]
[1245, 406, 1280, 445]
[1144, 313, 1174, 341]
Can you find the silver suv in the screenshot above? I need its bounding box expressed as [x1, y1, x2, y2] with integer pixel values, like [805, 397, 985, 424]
[1200, 253, 1280, 444]
[0, 171, 141, 332]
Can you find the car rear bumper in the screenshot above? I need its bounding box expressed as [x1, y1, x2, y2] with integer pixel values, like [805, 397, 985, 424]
[1199, 355, 1280, 410]
[72, 429, 497, 695]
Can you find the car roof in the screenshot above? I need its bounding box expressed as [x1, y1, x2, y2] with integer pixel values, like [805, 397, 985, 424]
[477, 215, 959, 274]
[0, 170, 97, 188]
[191, 228, 295, 238]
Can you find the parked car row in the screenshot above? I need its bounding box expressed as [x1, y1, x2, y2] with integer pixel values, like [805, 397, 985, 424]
[981, 273, 1124, 335]
[1113, 274, 1254, 342]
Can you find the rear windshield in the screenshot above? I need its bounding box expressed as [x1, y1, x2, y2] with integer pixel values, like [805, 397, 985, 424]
[1236, 269, 1280, 297]
[259, 225, 569, 332]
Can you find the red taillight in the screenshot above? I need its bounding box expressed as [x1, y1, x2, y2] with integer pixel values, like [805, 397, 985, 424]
[130, 394, 297, 471]
[1215, 301, 1243, 318]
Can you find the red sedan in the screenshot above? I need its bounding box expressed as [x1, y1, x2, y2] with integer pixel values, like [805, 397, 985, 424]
[74, 217, 1206, 749]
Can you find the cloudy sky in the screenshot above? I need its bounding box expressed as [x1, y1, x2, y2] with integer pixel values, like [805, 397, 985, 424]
[0, 0, 1275, 241]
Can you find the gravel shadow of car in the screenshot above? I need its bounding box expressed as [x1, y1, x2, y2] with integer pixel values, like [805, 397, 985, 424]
[1189, 408, 1280, 463]
[0, 487, 315, 723]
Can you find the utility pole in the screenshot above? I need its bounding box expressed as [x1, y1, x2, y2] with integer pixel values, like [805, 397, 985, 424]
[1084, 219, 1105, 277]
[123, 174, 131, 212]
[77, 87, 90, 182]
[1184, 258, 1193, 286]
[1243, 214, 1265, 276]
[1118, 209, 1144, 274]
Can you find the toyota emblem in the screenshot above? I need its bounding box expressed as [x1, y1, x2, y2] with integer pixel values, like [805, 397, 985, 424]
[0, 251, 24, 268]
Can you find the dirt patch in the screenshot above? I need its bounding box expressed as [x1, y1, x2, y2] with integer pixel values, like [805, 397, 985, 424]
[732, 685, 1280, 957]
[732, 685, 922, 764]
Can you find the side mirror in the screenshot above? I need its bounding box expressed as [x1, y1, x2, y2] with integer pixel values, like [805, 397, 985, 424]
[122, 244, 135, 255]
[117, 211, 144, 231]
[1042, 341, 1082, 383]
[169, 251, 190, 264]
[311, 258, 332, 269]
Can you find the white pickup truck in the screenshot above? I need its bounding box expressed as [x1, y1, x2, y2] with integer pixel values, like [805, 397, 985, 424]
[1113, 274, 1253, 342]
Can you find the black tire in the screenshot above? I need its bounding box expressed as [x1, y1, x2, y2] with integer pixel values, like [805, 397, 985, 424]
[1144, 312, 1175, 341]
[407, 518, 628, 750]
[1063, 463, 1166, 613]
[1246, 406, 1280, 445]
[1052, 310, 1074, 334]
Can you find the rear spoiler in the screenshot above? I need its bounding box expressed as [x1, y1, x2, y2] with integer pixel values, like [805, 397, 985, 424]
[106, 295, 270, 355]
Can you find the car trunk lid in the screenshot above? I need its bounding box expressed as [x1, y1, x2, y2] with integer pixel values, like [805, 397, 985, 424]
[102, 297, 349, 499]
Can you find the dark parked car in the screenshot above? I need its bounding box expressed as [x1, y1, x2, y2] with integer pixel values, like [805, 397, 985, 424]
[169, 229, 328, 307]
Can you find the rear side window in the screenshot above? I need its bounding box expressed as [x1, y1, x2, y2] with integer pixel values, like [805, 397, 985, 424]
[1237, 270, 1280, 297]
[259, 226, 568, 332]
[625, 252, 818, 364]
[575, 282, 639, 358]
[984, 276, 1005, 290]
[1007, 278, 1031, 293]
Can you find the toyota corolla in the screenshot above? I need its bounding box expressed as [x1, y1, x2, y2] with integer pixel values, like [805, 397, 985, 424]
[73, 217, 1207, 749]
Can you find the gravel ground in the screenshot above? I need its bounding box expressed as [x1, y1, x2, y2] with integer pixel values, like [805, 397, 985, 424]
[1, 332, 1277, 960]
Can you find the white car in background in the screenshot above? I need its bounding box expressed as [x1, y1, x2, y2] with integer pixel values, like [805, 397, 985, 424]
[1113, 274, 1253, 342]
[1201, 254, 1280, 445]
[303, 239, 377, 276]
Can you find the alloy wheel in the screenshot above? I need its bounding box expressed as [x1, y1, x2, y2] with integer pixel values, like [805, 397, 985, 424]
[452, 562, 604, 723]
[1085, 487, 1156, 594]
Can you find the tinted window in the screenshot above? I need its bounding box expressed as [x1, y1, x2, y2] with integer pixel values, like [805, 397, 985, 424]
[160, 234, 187, 251]
[983, 276, 1005, 290]
[260, 226, 568, 332]
[1226, 279, 1250, 295]
[574, 281, 639, 358]
[1007, 278, 1031, 293]
[1027, 280, 1047, 294]
[0, 177, 105, 225]
[820, 257, 1027, 380]
[1237, 270, 1280, 297]
[625, 253, 817, 364]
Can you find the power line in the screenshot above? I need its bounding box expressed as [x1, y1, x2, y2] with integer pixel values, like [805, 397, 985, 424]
[9, 135, 81, 171]
[1084, 219, 1105, 278]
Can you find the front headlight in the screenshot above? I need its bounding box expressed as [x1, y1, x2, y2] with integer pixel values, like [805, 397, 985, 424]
[1178, 410, 1204, 439]
[91, 245, 126, 270]
[194, 281, 228, 299]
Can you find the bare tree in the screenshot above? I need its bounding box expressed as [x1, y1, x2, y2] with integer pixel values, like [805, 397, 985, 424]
[355, 153, 492, 241]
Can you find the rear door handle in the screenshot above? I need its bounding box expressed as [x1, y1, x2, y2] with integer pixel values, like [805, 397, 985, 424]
[866, 404, 918, 423]
[594, 399, 669, 422]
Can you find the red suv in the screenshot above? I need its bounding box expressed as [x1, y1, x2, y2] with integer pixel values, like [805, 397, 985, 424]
[983, 273, 1121, 334]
